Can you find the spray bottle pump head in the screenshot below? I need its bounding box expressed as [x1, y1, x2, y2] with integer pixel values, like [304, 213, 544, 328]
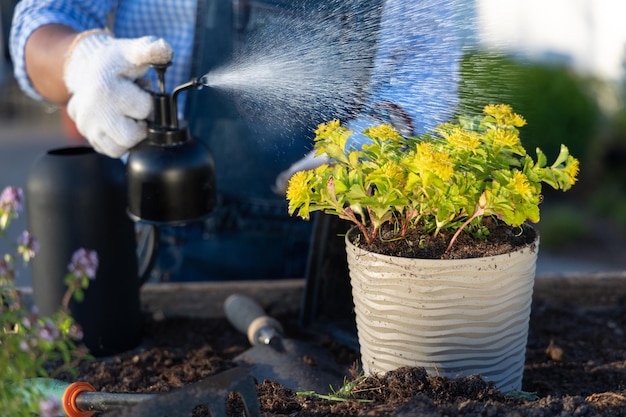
[151, 63, 176, 130]
[149, 63, 202, 141]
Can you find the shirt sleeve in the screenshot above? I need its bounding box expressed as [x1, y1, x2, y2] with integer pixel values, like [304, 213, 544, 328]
[346, 0, 463, 147]
[9, 0, 117, 101]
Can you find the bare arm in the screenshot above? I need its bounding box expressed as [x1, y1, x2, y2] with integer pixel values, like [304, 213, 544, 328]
[24, 24, 78, 104]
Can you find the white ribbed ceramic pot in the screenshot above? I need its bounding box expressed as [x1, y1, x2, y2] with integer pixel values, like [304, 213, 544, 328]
[345, 227, 539, 393]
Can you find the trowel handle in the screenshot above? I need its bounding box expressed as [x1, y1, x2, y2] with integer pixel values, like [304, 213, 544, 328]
[224, 293, 284, 346]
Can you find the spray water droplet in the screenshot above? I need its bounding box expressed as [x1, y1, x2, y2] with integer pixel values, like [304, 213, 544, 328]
[199, 74, 211, 87]
[196, 0, 478, 134]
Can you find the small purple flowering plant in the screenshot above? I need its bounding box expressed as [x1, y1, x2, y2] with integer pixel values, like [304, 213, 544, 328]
[0, 186, 97, 416]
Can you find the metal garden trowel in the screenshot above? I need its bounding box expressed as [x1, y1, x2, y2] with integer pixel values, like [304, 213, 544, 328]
[102, 367, 259, 417]
[224, 293, 348, 394]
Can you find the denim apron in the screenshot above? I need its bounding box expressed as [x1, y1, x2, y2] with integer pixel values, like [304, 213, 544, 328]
[154, 0, 382, 281]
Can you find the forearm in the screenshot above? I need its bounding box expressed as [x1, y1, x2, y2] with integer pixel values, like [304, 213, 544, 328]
[24, 24, 78, 104]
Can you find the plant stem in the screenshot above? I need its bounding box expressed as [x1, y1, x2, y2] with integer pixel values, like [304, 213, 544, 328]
[341, 207, 372, 244]
[445, 206, 485, 253]
[61, 285, 75, 313]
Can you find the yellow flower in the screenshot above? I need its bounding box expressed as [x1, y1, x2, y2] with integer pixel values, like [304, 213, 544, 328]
[415, 142, 454, 181]
[364, 124, 403, 142]
[484, 104, 526, 127]
[286, 170, 312, 217]
[314, 119, 341, 137]
[379, 161, 405, 185]
[509, 170, 532, 197]
[565, 156, 580, 186]
[489, 128, 520, 148]
[446, 127, 481, 151]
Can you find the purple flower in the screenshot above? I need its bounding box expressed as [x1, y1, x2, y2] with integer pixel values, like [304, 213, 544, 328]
[39, 396, 62, 417]
[19, 340, 29, 352]
[0, 186, 23, 230]
[17, 231, 39, 262]
[68, 248, 99, 280]
[0, 186, 23, 214]
[69, 323, 84, 341]
[37, 320, 60, 344]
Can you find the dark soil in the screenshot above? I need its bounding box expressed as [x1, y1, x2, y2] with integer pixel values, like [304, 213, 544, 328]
[73, 291, 626, 417]
[356, 218, 537, 260]
[66, 218, 621, 416]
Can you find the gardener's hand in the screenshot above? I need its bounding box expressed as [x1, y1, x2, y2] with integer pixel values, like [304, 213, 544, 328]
[64, 31, 173, 158]
[273, 150, 329, 195]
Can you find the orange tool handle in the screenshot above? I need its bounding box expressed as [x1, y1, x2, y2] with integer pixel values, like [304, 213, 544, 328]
[62, 381, 97, 417]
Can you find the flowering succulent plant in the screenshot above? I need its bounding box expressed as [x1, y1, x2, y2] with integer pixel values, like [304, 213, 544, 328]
[287, 104, 579, 251]
[0, 186, 97, 416]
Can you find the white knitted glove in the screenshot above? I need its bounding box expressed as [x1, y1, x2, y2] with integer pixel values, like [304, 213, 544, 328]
[64, 30, 173, 158]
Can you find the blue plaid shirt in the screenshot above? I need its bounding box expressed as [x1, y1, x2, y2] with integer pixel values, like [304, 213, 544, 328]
[10, 0, 196, 101]
[11, 0, 462, 137]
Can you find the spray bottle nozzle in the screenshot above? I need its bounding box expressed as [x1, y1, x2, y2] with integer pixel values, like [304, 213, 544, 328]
[150, 64, 202, 131]
[169, 78, 203, 129]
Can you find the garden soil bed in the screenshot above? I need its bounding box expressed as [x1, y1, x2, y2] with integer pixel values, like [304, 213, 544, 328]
[69, 276, 626, 417]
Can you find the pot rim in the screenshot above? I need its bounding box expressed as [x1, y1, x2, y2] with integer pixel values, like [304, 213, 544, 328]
[345, 224, 540, 265]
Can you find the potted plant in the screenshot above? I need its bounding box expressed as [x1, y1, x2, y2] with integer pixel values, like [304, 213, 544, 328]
[286, 104, 579, 393]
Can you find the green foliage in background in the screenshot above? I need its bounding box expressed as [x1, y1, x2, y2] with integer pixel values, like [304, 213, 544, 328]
[458, 51, 599, 166]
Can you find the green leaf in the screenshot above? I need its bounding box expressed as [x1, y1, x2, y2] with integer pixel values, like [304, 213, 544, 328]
[535, 148, 548, 168]
[551, 144, 570, 168]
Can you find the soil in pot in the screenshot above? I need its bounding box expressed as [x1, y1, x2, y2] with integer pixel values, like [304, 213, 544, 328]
[355, 217, 536, 260]
[65, 290, 626, 417]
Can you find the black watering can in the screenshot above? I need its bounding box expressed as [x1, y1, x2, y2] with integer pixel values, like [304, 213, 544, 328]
[26, 63, 216, 356]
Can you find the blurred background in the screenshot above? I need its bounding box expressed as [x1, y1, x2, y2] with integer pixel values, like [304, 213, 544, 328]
[1, 0, 625, 286]
[466, 0, 626, 274]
